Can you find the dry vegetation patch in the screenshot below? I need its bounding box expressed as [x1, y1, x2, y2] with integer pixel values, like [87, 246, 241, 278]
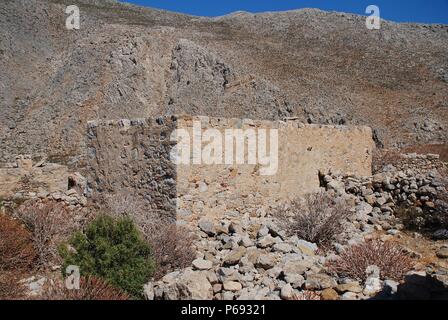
[40, 276, 129, 300]
[291, 291, 321, 300]
[0, 271, 27, 300]
[105, 193, 196, 280]
[273, 191, 352, 245]
[0, 214, 36, 271]
[13, 199, 85, 268]
[327, 239, 414, 282]
[147, 222, 196, 280]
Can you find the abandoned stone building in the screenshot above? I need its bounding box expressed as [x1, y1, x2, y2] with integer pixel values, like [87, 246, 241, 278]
[85, 115, 374, 224]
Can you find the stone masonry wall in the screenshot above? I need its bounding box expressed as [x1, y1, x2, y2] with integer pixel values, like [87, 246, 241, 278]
[86, 115, 374, 222]
[86, 117, 178, 218]
[175, 116, 374, 224]
[0, 155, 69, 200]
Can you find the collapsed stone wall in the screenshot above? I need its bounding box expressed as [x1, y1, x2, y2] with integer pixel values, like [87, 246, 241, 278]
[374, 150, 446, 174]
[324, 153, 448, 238]
[0, 155, 69, 200]
[86, 115, 374, 221]
[0, 155, 87, 211]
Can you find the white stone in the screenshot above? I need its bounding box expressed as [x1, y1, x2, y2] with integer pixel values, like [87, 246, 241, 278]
[143, 282, 154, 300]
[223, 281, 242, 292]
[192, 258, 213, 270]
[280, 283, 294, 300]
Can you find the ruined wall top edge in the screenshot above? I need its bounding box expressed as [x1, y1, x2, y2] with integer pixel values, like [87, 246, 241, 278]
[86, 115, 373, 134]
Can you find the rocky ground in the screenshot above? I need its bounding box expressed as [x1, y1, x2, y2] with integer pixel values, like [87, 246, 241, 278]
[2, 156, 447, 300]
[143, 153, 448, 300]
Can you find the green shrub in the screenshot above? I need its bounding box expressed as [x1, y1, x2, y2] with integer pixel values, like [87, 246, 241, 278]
[60, 215, 155, 298]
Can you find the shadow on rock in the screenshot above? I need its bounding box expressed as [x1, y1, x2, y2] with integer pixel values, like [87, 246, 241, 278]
[371, 272, 448, 300]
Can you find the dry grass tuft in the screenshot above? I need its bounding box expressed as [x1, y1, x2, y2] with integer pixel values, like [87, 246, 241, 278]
[14, 199, 85, 268]
[291, 291, 321, 300]
[273, 191, 352, 245]
[40, 276, 129, 300]
[326, 239, 414, 282]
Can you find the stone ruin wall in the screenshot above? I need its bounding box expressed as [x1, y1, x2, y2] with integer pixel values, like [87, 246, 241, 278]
[0, 155, 69, 200]
[86, 117, 178, 218]
[85, 115, 374, 223]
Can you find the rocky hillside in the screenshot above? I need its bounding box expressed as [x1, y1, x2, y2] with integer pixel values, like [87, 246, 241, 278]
[1, 0, 448, 165]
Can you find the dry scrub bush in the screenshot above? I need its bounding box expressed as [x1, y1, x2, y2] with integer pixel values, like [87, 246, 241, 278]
[0, 271, 26, 300]
[147, 223, 196, 279]
[105, 193, 196, 280]
[273, 191, 352, 245]
[326, 239, 414, 282]
[291, 291, 321, 300]
[40, 276, 129, 300]
[0, 214, 36, 271]
[14, 199, 84, 268]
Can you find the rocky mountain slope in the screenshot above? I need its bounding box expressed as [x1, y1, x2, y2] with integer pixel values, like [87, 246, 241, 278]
[1, 0, 447, 166]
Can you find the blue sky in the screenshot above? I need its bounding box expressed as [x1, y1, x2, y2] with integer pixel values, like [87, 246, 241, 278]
[120, 0, 448, 23]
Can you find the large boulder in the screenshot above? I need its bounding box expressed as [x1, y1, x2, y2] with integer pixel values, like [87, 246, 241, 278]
[223, 247, 246, 266]
[151, 269, 213, 300]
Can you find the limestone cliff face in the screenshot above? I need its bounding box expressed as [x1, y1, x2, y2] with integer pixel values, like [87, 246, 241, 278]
[1, 0, 447, 164]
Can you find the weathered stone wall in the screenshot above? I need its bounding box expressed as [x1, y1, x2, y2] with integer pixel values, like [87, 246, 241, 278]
[86, 115, 374, 221]
[86, 117, 178, 218]
[175, 116, 373, 223]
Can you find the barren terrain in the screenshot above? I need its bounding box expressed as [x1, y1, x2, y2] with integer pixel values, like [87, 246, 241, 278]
[1, 0, 448, 165]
